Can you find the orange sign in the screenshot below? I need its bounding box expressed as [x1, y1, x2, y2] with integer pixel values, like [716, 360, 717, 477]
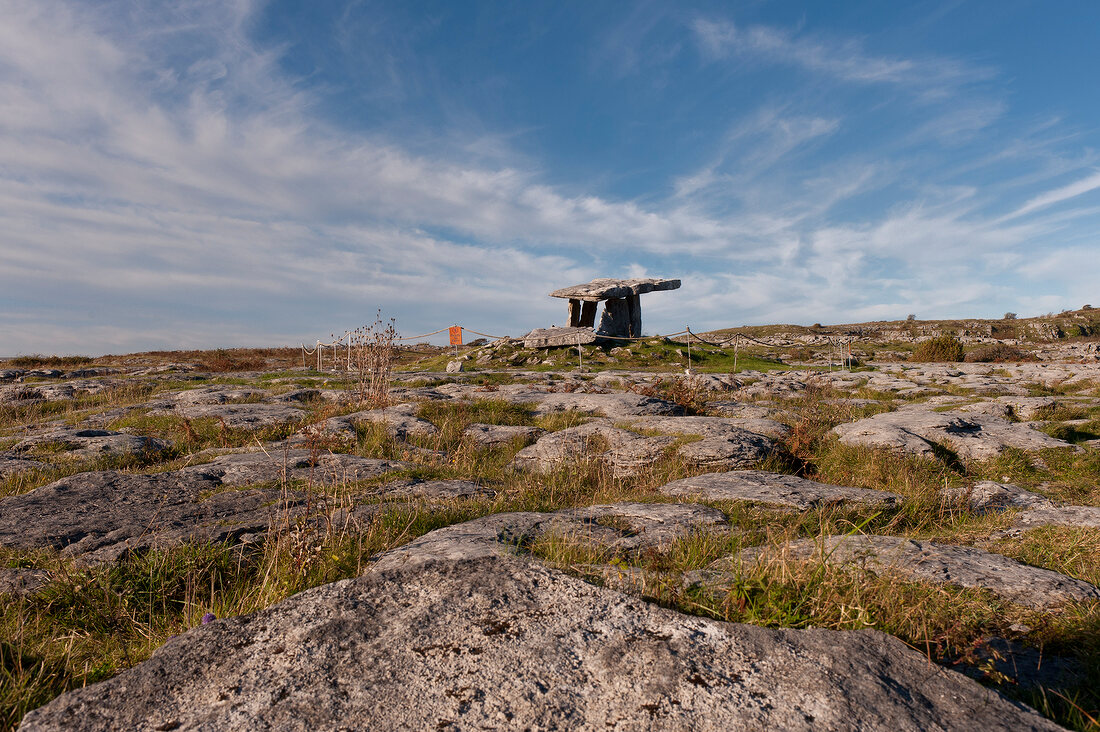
[448, 326, 463, 346]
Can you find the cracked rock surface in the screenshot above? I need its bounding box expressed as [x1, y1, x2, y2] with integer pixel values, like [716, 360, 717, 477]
[659, 470, 901, 510]
[20, 524, 1063, 732]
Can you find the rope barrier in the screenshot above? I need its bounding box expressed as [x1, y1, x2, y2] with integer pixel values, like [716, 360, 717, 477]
[301, 321, 862, 372]
[393, 327, 451, 342]
[591, 329, 690, 342]
[461, 328, 508, 340]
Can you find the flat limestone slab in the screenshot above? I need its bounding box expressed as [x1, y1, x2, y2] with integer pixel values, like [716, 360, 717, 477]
[152, 402, 306, 429]
[1015, 505, 1100, 529]
[0, 452, 408, 563]
[740, 535, 1100, 609]
[462, 423, 544, 448]
[178, 450, 409, 487]
[550, 277, 681, 301]
[21, 528, 1061, 731]
[659, 470, 900, 510]
[529, 392, 684, 418]
[13, 428, 171, 460]
[0, 452, 48, 478]
[832, 409, 1071, 460]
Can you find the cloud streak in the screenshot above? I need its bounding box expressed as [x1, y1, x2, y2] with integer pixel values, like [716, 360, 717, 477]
[0, 2, 1096, 354]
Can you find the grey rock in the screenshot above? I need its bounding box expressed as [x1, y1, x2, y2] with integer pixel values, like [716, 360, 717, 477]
[0, 470, 249, 562]
[178, 449, 408, 487]
[154, 402, 306, 429]
[0, 452, 407, 562]
[549, 502, 729, 553]
[625, 414, 789, 441]
[22, 553, 1062, 731]
[740, 535, 1100, 609]
[377, 504, 727, 569]
[24, 369, 64, 379]
[272, 388, 321, 403]
[704, 400, 785, 420]
[550, 277, 681, 301]
[13, 428, 171, 461]
[0, 567, 50, 597]
[170, 386, 268, 405]
[530, 392, 684, 418]
[951, 636, 1084, 691]
[345, 402, 439, 440]
[511, 421, 675, 477]
[832, 409, 1071, 460]
[523, 326, 598, 348]
[0, 452, 49, 478]
[675, 433, 775, 470]
[445, 359, 464, 373]
[368, 478, 494, 499]
[1014, 505, 1100, 529]
[659, 470, 900, 510]
[942, 481, 1054, 515]
[462, 423, 543, 448]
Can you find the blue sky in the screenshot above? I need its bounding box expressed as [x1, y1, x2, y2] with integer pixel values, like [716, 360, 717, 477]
[2, 1, 1100, 354]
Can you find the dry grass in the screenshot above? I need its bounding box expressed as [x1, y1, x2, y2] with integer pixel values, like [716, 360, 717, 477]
[3, 356, 1100, 730]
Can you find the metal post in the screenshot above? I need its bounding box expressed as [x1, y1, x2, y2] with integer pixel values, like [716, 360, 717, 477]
[733, 336, 738, 373]
[577, 334, 582, 368]
[686, 326, 691, 366]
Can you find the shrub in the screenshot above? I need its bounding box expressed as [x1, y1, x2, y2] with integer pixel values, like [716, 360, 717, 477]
[906, 314, 916, 321]
[909, 336, 963, 362]
[1003, 312, 1017, 320]
[965, 343, 1037, 363]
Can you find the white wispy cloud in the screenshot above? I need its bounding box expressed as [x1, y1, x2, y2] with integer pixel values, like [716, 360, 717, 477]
[0, 1, 1095, 354]
[690, 17, 992, 91]
[1002, 170, 1100, 220]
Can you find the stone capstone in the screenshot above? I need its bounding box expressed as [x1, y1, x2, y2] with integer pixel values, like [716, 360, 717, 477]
[549, 277, 682, 301]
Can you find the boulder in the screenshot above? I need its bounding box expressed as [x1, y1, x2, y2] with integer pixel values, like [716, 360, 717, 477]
[21, 529, 1062, 731]
[659, 471, 900, 510]
[346, 403, 439, 441]
[675, 434, 775, 470]
[511, 421, 675, 477]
